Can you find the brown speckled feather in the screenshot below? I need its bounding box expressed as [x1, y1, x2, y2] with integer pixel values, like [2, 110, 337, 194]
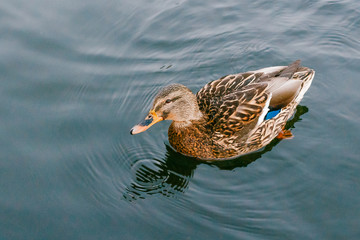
[196, 72, 270, 138]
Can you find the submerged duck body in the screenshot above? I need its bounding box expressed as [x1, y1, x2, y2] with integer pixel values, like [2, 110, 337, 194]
[131, 60, 315, 160]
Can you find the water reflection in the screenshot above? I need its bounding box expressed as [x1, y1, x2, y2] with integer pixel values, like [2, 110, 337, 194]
[124, 105, 308, 201]
[123, 149, 198, 201]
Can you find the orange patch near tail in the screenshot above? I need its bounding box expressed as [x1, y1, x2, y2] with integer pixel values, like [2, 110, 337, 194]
[276, 129, 293, 139]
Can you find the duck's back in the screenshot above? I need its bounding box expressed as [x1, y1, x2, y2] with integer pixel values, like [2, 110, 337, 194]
[192, 60, 315, 159]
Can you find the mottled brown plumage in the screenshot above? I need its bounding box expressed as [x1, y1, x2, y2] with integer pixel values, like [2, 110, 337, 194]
[131, 60, 315, 160]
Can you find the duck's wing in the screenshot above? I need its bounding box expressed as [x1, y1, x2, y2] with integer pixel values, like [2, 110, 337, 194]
[199, 82, 271, 136]
[196, 63, 291, 115]
[197, 72, 265, 114]
[196, 60, 312, 136]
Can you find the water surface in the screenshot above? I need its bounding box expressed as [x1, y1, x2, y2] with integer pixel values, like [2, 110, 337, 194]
[1, 0, 360, 239]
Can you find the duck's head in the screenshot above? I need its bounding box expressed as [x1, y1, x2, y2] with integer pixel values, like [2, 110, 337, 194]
[130, 84, 202, 135]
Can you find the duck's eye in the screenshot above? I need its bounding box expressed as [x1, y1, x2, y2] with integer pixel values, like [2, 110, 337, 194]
[165, 99, 171, 104]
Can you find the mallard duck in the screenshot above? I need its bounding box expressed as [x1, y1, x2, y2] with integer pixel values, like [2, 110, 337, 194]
[130, 60, 315, 160]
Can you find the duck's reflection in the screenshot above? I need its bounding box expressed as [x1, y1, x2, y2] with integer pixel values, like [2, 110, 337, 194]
[124, 105, 308, 201]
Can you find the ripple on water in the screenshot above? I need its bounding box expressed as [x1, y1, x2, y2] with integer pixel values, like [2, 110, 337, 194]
[91, 142, 163, 203]
[308, 1, 360, 60]
[124, 145, 197, 201]
[316, 31, 360, 58]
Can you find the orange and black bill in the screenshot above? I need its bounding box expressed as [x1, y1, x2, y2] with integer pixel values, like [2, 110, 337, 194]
[130, 110, 163, 135]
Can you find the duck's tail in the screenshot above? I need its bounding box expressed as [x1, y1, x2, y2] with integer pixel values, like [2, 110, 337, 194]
[289, 61, 315, 104]
[265, 60, 315, 110]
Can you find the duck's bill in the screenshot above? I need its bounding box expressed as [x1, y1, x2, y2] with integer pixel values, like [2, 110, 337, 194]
[130, 110, 163, 135]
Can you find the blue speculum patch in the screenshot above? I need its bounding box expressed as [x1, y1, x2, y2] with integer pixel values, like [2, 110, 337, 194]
[265, 109, 281, 120]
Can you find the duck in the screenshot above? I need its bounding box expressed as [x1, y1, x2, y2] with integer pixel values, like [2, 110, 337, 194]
[130, 60, 315, 160]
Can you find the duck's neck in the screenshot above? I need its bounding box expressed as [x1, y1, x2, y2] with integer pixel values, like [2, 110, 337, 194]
[189, 107, 204, 121]
[172, 121, 192, 128]
[183, 93, 204, 122]
[171, 117, 204, 128]
[170, 95, 204, 124]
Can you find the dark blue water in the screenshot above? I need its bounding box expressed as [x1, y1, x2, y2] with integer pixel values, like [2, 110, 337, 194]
[1, 0, 360, 239]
